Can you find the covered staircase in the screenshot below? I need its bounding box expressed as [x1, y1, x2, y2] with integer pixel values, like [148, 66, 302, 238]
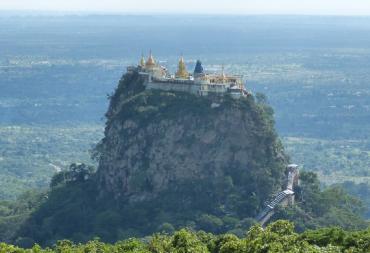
[255, 164, 299, 226]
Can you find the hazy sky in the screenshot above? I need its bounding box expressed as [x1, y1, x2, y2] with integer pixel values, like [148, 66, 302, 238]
[1, 0, 370, 15]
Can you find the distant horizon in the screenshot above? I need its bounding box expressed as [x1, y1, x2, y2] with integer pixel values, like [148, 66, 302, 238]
[2, 0, 370, 16]
[2, 10, 370, 18]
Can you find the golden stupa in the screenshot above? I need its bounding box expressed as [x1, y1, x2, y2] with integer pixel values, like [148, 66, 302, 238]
[175, 56, 189, 79]
[145, 51, 156, 68]
[139, 55, 146, 67]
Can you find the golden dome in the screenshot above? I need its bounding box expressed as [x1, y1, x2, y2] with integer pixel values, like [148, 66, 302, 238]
[175, 56, 189, 79]
[139, 55, 146, 67]
[145, 51, 156, 67]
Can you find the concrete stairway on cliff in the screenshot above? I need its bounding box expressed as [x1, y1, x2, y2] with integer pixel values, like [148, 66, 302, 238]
[256, 164, 299, 226]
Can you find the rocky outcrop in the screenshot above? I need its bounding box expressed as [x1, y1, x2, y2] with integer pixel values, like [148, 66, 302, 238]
[96, 69, 288, 210]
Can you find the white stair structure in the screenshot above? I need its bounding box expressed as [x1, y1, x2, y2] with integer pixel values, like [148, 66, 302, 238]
[255, 164, 299, 226]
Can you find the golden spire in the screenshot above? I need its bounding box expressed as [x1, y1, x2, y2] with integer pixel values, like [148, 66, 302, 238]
[145, 50, 156, 68]
[175, 56, 189, 79]
[139, 54, 146, 67]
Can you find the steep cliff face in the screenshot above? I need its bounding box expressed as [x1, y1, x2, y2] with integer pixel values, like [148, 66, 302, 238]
[96, 69, 288, 212]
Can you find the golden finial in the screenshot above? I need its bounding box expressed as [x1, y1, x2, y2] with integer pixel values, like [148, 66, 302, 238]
[146, 50, 156, 67]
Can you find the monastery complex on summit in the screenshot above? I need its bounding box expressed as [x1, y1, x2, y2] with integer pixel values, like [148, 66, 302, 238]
[127, 52, 249, 99]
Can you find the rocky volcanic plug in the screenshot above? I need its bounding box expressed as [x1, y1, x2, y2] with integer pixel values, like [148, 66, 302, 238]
[96, 69, 288, 212]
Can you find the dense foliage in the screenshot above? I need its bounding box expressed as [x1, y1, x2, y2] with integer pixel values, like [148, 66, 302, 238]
[1, 221, 370, 252]
[0, 190, 46, 244]
[0, 164, 366, 247]
[339, 181, 370, 218]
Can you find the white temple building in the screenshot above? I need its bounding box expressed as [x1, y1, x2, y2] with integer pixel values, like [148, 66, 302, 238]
[127, 52, 249, 99]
